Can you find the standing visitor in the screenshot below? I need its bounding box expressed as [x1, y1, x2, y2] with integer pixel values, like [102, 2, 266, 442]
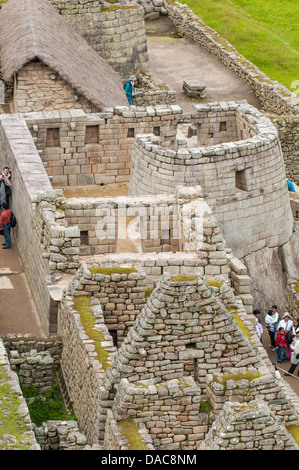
[284, 332, 299, 377]
[277, 313, 293, 355]
[275, 327, 287, 363]
[0, 201, 12, 249]
[2, 166, 12, 206]
[124, 75, 136, 105]
[265, 309, 277, 351]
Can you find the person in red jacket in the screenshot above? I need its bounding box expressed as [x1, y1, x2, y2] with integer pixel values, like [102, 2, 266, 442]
[0, 201, 12, 249]
[276, 327, 287, 363]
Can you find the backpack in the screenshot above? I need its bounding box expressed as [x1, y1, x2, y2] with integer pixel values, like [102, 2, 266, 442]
[10, 210, 17, 228]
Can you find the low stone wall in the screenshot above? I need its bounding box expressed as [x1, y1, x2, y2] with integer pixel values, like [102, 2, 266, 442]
[135, 72, 176, 107]
[8, 349, 54, 393]
[33, 420, 88, 450]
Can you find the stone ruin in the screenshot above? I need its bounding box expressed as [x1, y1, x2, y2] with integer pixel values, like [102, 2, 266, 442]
[0, 0, 299, 451]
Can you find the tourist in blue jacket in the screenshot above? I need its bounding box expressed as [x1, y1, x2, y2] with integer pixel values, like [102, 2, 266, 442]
[124, 75, 136, 105]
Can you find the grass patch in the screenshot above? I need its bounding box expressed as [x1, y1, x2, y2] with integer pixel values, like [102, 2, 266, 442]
[117, 418, 149, 450]
[73, 296, 111, 370]
[0, 366, 33, 450]
[88, 266, 137, 276]
[177, 0, 299, 92]
[20, 372, 76, 427]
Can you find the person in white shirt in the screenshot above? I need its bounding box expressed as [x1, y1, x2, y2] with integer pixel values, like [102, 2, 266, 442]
[265, 309, 277, 351]
[271, 305, 279, 336]
[253, 309, 263, 343]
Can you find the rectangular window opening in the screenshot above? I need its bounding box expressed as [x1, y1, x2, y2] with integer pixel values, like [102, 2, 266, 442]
[127, 128, 135, 138]
[235, 169, 248, 191]
[85, 125, 99, 144]
[219, 121, 227, 132]
[46, 128, 60, 147]
[80, 230, 89, 245]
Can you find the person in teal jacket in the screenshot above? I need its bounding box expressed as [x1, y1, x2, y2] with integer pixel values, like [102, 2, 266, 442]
[124, 75, 136, 105]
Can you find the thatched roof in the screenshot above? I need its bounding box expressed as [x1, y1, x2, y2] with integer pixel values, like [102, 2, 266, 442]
[0, 0, 128, 110]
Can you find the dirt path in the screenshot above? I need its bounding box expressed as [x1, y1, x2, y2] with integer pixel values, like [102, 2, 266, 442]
[0, 235, 44, 337]
[145, 17, 261, 112]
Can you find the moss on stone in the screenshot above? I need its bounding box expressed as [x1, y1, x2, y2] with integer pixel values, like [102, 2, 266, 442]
[72, 296, 110, 371]
[117, 418, 149, 450]
[199, 400, 212, 415]
[206, 280, 223, 288]
[295, 281, 299, 294]
[88, 266, 137, 275]
[100, 4, 138, 12]
[214, 371, 262, 388]
[233, 311, 251, 342]
[170, 275, 198, 282]
[145, 288, 154, 298]
[287, 425, 299, 446]
[0, 366, 33, 450]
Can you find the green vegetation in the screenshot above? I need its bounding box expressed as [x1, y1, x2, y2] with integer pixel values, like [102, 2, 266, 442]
[287, 425, 299, 446]
[117, 418, 149, 450]
[233, 311, 251, 342]
[20, 374, 76, 426]
[177, 0, 299, 91]
[295, 281, 299, 293]
[88, 266, 137, 275]
[199, 400, 213, 415]
[206, 280, 223, 289]
[170, 275, 198, 282]
[0, 366, 33, 450]
[145, 288, 154, 298]
[73, 296, 111, 370]
[214, 371, 262, 388]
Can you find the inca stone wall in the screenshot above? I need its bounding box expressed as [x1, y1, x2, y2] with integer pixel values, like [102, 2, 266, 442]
[272, 115, 299, 185]
[25, 106, 180, 187]
[0, 338, 40, 450]
[199, 399, 299, 451]
[51, 1, 149, 80]
[112, 376, 209, 450]
[129, 102, 293, 259]
[14, 62, 99, 114]
[55, 270, 299, 448]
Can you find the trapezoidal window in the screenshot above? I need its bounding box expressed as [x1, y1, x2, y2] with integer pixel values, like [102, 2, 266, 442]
[85, 125, 99, 144]
[235, 169, 248, 191]
[46, 128, 60, 147]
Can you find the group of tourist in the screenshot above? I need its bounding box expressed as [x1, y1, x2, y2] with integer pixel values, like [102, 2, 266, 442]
[0, 166, 13, 249]
[253, 306, 299, 378]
